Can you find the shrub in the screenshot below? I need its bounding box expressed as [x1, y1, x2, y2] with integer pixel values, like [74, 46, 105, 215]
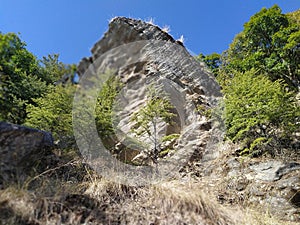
[25, 84, 76, 147]
[223, 70, 299, 156]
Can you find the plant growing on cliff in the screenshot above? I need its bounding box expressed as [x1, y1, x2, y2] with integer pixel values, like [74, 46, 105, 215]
[130, 84, 176, 163]
[95, 75, 122, 138]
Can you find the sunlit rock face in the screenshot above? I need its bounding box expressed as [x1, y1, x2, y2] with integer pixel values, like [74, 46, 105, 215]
[77, 17, 223, 164]
[75, 17, 300, 221]
[77, 17, 178, 76]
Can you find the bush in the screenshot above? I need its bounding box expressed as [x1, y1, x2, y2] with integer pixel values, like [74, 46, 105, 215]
[25, 84, 76, 147]
[223, 70, 299, 156]
[95, 76, 122, 138]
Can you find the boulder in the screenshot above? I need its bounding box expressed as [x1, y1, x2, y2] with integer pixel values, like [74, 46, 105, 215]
[0, 122, 54, 185]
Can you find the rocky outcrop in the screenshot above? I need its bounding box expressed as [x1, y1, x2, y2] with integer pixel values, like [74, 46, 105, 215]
[0, 122, 54, 186]
[75, 17, 299, 221]
[76, 17, 223, 171]
[78, 17, 179, 76]
[198, 145, 300, 222]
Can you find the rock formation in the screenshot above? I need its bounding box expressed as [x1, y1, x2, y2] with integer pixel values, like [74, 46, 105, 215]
[215, 154, 300, 221]
[0, 122, 54, 186]
[1, 17, 298, 223]
[76, 17, 299, 221]
[76, 17, 223, 168]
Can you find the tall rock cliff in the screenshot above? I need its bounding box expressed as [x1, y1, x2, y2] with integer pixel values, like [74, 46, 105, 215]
[76, 17, 223, 169]
[75, 17, 300, 221]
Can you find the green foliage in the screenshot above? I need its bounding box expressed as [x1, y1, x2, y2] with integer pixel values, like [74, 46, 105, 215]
[161, 133, 180, 143]
[240, 137, 271, 156]
[0, 32, 47, 124]
[25, 70, 122, 150]
[196, 53, 221, 76]
[39, 54, 76, 85]
[25, 84, 76, 142]
[95, 75, 122, 138]
[223, 70, 299, 156]
[287, 9, 300, 25]
[131, 84, 175, 163]
[224, 5, 300, 89]
[207, 6, 300, 157]
[196, 105, 212, 119]
[0, 32, 75, 124]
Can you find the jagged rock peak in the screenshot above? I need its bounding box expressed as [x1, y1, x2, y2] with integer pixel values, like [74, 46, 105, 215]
[106, 16, 178, 43]
[78, 17, 183, 76]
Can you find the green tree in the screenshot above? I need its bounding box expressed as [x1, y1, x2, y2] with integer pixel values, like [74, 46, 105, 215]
[25, 84, 76, 145]
[39, 54, 76, 85]
[0, 32, 48, 124]
[131, 84, 175, 163]
[224, 5, 300, 89]
[223, 70, 299, 156]
[0, 32, 74, 124]
[197, 53, 221, 76]
[26, 71, 122, 150]
[95, 75, 122, 138]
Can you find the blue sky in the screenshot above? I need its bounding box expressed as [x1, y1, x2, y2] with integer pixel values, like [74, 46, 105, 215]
[1, 0, 299, 65]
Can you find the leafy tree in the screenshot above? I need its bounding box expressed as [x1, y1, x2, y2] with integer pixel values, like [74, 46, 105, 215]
[130, 84, 175, 163]
[0, 32, 48, 124]
[25, 71, 122, 150]
[39, 54, 77, 85]
[197, 53, 221, 76]
[224, 5, 300, 89]
[223, 70, 299, 156]
[25, 84, 76, 145]
[95, 75, 122, 138]
[0, 32, 75, 124]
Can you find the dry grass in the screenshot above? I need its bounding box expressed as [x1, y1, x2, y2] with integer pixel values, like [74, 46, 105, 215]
[1, 174, 299, 225]
[0, 148, 299, 224]
[85, 179, 238, 224]
[242, 208, 299, 225]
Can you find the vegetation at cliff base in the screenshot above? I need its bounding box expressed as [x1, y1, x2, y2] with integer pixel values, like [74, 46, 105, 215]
[223, 70, 298, 156]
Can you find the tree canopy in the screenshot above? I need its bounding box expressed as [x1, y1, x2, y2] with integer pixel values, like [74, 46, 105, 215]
[0, 32, 76, 124]
[225, 5, 300, 89]
[198, 6, 300, 156]
[223, 70, 299, 156]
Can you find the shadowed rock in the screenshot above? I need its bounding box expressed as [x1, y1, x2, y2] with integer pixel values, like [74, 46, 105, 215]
[0, 122, 54, 185]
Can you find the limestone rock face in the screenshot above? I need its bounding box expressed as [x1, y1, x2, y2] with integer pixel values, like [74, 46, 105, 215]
[0, 122, 54, 185]
[76, 17, 223, 166]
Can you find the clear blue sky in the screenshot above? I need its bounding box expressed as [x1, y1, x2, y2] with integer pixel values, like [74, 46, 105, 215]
[1, 0, 299, 65]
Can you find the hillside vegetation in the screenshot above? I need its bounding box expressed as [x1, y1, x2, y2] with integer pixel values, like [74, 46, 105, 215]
[198, 5, 299, 157]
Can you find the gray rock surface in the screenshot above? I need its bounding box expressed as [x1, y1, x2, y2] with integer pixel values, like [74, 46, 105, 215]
[76, 17, 223, 167]
[217, 156, 300, 221]
[0, 122, 54, 185]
